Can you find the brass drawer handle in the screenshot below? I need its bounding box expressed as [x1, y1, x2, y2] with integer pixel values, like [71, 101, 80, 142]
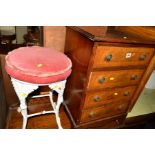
[93, 96, 101, 102]
[124, 91, 129, 96]
[105, 54, 112, 61]
[131, 75, 137, 80]
[139, 54, 146, 61]
[98, 77, 105, 84]
[89, 112, 95, 118]
[116, 119, 119, 125]
[118, 105, 123, 110]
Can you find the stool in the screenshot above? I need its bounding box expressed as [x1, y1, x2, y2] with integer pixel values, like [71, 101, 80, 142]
[5, 46, 72, 129]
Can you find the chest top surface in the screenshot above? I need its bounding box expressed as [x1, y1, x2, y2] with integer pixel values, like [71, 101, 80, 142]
[68, 26, 155, 46]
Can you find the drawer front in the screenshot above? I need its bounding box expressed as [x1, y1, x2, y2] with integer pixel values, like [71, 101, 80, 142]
[92, 46, 154, 68]
[83, 86, 136, 109]
[80, 101, 128, 123]
[87, 69, 144, 90]
[79, 114, 126, 129]
[96, 117, 125, 129]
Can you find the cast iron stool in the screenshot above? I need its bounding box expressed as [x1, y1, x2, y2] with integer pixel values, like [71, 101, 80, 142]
[5, 46, 72, 129]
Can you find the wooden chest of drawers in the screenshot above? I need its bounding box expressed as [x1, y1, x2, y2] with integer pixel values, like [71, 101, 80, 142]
[64, 26, 155, 128]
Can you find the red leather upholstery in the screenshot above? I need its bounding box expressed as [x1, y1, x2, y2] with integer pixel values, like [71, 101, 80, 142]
[5, 46, 72, 84]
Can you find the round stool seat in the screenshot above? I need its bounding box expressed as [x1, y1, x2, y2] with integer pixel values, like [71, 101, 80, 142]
[5, 46, 72, 84]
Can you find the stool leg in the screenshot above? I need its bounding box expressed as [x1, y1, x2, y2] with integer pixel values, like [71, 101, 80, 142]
[11, 78, 38, 129]
[49, 80, 66, 129]
[20, 98, 28, 129]
[49, 91, 63, 129]
[55, 93, 64, 129]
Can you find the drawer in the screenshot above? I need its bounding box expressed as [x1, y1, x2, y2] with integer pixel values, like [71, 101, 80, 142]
[92, 46, 154, 68]
[79, 114, 126, 129]
[83, 86, 136, 109]
[80, 101, 128, 123]
[87, 69, 144, 90]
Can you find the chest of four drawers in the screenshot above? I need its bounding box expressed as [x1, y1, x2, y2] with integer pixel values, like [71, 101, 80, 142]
[64, 27, 155, 128]
[79, 45, 154, 124]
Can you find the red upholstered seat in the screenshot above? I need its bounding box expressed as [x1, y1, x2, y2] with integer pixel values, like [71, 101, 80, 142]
[5, 46, 72, 84]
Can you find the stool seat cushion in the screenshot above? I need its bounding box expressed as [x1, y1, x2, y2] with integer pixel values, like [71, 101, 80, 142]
[5, 46, 72, 84]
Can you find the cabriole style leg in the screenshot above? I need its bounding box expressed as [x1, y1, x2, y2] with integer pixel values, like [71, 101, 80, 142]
[49, 80, 66, 129]
[11, 78, 38, 129]
[19, 98, 28, 129]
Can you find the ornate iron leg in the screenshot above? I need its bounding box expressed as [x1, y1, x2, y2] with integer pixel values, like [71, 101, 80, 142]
[49, 80, 66, 129]
[55, 92, 64, 129]
[19, 98, 28, 129]
[11, 78, 38, 129]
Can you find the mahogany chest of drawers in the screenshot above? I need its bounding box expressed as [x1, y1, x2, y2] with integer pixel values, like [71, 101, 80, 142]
[64, 26, 155, 128]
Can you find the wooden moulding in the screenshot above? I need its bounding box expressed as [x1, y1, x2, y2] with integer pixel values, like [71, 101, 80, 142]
[69, 26, 108, 41]
[69, 26, 155, 45]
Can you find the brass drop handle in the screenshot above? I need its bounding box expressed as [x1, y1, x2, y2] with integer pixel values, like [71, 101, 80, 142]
[89, 112, 95, 118]
[124, 91, 129, 96]
[116, 120, 119, 125]
[139, 54, 146, 61]
[93, 96, 101, 102]
[105, 54, 112, 61]
[118, 105, 123, 110]
[98, 77, 105, 84]
[131, 75, 137, 80]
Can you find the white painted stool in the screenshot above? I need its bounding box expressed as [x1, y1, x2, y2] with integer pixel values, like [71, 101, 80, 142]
[5, 46, 72, 129]
[11, 78, 66, 129]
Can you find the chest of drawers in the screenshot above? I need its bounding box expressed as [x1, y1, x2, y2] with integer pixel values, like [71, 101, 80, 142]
[64, 26, 155, 128]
